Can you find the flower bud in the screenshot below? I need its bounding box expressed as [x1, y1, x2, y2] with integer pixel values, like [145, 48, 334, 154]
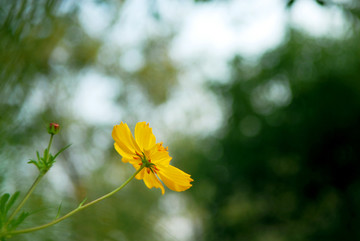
[48, 123, 60, 135]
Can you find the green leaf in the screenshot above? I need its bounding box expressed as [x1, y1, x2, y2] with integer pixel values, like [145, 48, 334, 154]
[43, 148, 48, 163]
[53, 144, 71, 160]
[47, 154, 55, 166]
[78, 197, 87, 208]
[9, 211, 29, 230]
[0, 194, 10, 216]
[55, 202, 62, 219]
[36, 151, 41, 162]
[28, 160, 41, 170]
[5, 192, 20, 215]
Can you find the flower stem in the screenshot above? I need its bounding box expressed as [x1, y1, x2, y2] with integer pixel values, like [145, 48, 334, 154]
[46, 134, 54, 159]
[9, 166, 144, 236]
[7, 174, 43, 224]
[7, 134, 54, 224]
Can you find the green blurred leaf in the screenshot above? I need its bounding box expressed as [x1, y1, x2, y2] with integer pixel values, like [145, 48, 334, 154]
[78, 197, 87, 208]
[0, 194, 10, 217]
[55, 202, 62, 220]
[5, 192, 20, 215]
[9, 211, 29, 230]
[52, 144, 71, 161]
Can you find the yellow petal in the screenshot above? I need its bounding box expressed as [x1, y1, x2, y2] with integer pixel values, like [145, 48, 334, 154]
[157, 165, 193, 192]
[122, 156, 141, 165]
[114, 144, 133, 162]
[151, 150, 172, 166]
[112, 122, 141, 158]
[143, 171, 165, 195]
[144, 142, 171, 166]
[136, 169, 146, 180]
[132, 164, 146, 180]
[135, 122, 156, 151]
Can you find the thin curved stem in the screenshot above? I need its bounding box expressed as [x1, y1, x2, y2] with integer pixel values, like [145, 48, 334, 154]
[6, 174, 43, 224]
[7, 134, 54, 224]
[9, 166, 144, 236]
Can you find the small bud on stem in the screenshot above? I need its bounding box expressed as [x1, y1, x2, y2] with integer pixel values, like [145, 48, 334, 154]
[47, 123, 60, 135]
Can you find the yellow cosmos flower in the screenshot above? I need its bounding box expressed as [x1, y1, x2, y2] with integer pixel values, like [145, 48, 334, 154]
[112, 122, 193, 194]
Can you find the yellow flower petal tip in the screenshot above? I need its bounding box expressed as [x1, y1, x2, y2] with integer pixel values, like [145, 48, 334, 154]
[112, 122, 193, 194]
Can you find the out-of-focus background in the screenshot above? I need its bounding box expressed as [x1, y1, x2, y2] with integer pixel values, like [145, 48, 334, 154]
[1, 0, 360, 240]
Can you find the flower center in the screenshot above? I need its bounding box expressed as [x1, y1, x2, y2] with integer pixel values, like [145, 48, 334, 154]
[134, 151, 159, 174]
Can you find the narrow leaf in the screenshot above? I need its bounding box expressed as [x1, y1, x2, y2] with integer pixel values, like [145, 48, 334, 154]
[36, 151, 41, 162]
[0, 194, 10, 215]
[5, 192, 20, 215]
[55, 202, 62, 219]
[48, 154, 55, 165]
[9, 211, 29, 230]
[53, 144, 71, 160]
[28, 160, 41, 170]
[43, 148, 48, 163]
[78, 197, 87, 208]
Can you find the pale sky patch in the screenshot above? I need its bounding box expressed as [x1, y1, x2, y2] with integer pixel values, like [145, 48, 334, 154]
[73, 70, 122, 124]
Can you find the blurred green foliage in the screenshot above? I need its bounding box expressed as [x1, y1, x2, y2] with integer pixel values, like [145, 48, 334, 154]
[188, 27, 360, 241]
[1, 0, 360, 241]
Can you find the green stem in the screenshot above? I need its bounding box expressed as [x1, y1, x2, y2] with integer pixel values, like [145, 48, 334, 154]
[46, 134, 54, 163]
[7, 174, 43, 224]
[46, 134, 54, 157]
[9, 166, 144, 236]
[6, 134, 54, 224]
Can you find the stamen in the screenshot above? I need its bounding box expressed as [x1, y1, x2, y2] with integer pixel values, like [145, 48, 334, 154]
[133, 156, 139, 159]
[157, 142, 169, 152]
[148, 159, 151, 162]
[154, 166, 159, 171]
[147, 168, 151, 174]
[138, 163, 142, 166]
[158, 142, 163, 151]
